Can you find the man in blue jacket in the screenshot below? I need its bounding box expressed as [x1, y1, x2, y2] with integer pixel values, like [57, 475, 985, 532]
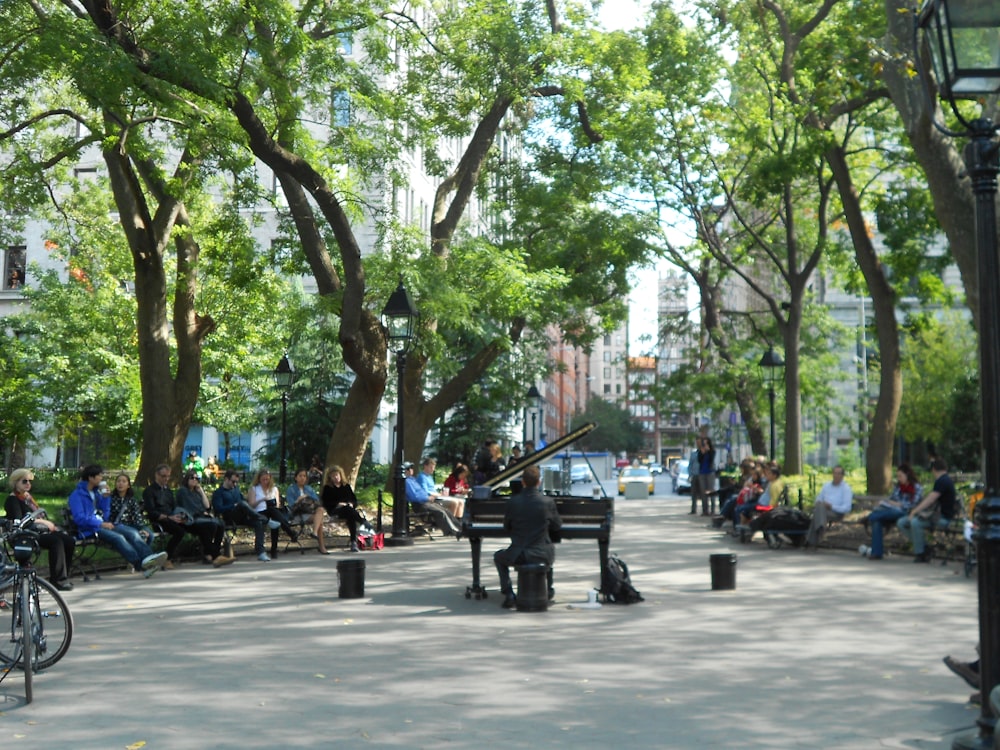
[404, 461, 461, 537]
[68, 465, 167, 577]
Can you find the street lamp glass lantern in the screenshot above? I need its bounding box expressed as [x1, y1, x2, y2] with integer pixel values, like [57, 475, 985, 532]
[272, 353, 295, 391]
[918, 0, 1000, 98]
[526, 384, 543, 409]
[381, 280, 419, 353]
[757, 347, 785, 385]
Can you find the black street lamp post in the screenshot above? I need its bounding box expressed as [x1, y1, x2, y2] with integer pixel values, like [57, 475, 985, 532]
[916, 3, 1000, 747]
[382, 280, 419, 547]
[758, 347, 784, 459]
[272, 353, 295, 485]
[526, 384, 543, 444]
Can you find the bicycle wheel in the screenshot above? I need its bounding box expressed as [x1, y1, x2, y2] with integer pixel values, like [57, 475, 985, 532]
[0, 576, 23, 669]
[0, 576, 72, 672]
[27, 577, 72, 671]
[20, 576, 31, 703]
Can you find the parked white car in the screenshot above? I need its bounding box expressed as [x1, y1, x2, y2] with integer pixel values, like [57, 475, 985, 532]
[674, 460, 692, 494]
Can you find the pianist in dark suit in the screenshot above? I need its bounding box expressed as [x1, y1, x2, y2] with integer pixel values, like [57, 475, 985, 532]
[493, 465, 562, 609]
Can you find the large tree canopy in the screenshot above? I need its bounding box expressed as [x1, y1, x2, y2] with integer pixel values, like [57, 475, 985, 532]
[0, 0, 657, 482]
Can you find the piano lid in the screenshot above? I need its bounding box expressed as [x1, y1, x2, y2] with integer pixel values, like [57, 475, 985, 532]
[481, 422, 597, 489]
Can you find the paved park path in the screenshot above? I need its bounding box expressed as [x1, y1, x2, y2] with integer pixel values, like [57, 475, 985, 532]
[0, 492, 981, 748]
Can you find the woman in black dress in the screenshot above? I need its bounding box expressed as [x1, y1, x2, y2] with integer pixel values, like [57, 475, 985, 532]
[321, 465, 365, 553]
[4, 468, 75, 590]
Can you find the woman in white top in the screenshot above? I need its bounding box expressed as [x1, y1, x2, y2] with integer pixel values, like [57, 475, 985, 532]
[247, 468, 298, 558]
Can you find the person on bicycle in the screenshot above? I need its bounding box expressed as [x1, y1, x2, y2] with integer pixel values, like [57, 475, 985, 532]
[4, 468, 76, 591]
[69, 465, 166, 578]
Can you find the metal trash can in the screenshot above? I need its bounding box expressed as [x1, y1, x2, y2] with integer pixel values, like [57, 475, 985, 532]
[515, 562, 549, 612]
[709, 553, 737, 590]
[337, 559, 366, 598]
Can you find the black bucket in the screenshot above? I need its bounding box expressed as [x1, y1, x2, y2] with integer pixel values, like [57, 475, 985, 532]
[516, 562, 549, 612]
[337, 559, 366, 598]
[709, 553, 737, 590]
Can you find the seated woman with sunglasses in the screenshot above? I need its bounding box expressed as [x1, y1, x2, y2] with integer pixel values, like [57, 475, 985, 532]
[4, 468, 76, 591]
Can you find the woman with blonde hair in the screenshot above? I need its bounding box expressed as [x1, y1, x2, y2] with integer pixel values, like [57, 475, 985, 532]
[247, 468, 298, 560]
[321, 465, 365, 553]
[4, 468, 76, 590]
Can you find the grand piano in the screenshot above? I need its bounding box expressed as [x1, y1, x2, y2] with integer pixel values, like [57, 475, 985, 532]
[460, 422, 613, 599]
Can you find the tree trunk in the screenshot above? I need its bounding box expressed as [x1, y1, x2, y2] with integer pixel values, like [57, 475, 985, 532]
[323, 310, 388, 486]
[781, 309, 803, 474]
[882, 0, 984, 329]
[698, 270, 768, 457]
[103, 139, 213, 485]
[826, 144, 901, 495]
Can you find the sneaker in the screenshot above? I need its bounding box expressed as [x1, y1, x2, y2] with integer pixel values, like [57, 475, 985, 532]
[213, 555, 235, 568]
[267, 519, 282, 530]
[944, 656, 981, 690]
[143, 566, 158, 579]
[257, 552, 271, 562]
[141, 552, 168, 571]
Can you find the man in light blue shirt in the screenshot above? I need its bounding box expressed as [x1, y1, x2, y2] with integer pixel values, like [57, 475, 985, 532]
[806, 466, 853, 547]
[405, 460, 461, 537]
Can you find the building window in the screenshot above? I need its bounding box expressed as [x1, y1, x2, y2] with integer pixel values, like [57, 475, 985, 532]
[603, 351, 611, 362]
[603, 334, 611, 346]
[5, 246, 26, 290]
[616, 383, 622, 395]
[332, 89, 351, 127]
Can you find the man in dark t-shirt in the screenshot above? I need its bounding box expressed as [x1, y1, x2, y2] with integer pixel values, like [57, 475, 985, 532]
[897, 458, 957, 563]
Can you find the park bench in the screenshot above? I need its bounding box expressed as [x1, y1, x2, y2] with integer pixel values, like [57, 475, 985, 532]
[60, 507, 114, 581]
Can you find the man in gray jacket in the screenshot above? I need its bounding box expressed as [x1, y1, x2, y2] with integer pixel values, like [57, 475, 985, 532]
[493, 465, 563, 609]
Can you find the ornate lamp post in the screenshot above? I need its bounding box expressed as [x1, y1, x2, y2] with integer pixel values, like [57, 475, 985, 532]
[757, 347, 784, 459]
[382, 280, 419, 547]
[272, 353, 295, 484]
[916, 3, 1000, 747]
[526, 384, 543, 444]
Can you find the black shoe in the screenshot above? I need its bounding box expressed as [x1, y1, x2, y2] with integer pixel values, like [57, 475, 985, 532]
[548, 588, 555, 601]
[502, 592, 517, 609]
[54, 580, 74, 591]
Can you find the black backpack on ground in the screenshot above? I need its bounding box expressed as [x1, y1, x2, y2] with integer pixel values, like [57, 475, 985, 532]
[601, 555, 644, 604]
[750, 506, 811, 546]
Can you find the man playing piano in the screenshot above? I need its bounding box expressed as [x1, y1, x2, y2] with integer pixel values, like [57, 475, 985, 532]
[493, 465, 563, 609]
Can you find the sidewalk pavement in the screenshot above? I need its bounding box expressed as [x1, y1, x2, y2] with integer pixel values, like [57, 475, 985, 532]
[0, 492, 982, 749]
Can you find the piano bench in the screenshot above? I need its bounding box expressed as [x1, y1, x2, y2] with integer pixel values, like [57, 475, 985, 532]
[515, 562, 551, 612]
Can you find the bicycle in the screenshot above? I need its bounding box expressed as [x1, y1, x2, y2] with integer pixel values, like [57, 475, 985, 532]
[0, 511, 74, 703]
